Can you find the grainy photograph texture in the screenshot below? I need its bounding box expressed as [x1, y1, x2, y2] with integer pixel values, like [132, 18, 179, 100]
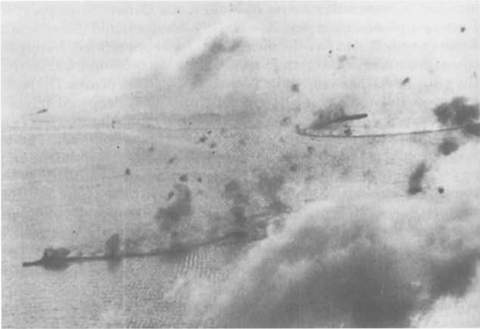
[2, 2, 480, 328]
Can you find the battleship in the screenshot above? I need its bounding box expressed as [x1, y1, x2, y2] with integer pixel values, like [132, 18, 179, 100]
[22, 225, 268, 269]
[294, 111, 471, 139]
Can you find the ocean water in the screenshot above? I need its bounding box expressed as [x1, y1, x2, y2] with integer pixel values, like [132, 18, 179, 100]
[2, 118, 256, 327]
[3, 115, 471, 327]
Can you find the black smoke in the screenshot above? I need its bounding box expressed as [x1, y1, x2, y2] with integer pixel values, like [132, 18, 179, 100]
[408, 162, 428, 195]
[257, 173, 289, 213]
[438, 138, 459, 156]
[432, 97, 480, 137]
[104, 234, 121, 258]
[183, 34, 244, 87]
[155, 183, 193, 235]
[224, 180, 250, 226]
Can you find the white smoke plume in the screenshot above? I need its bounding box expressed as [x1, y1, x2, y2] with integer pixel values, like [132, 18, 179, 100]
[177, 187, 480, 327]
[119, 15, 274, 122]
[412, 265, 480, 327]
[157, 141, 480, 328]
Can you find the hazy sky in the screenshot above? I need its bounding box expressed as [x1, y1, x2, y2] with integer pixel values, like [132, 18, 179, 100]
[2, 2, 479, 122]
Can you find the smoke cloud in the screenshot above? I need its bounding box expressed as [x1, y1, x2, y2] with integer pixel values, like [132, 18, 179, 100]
[433, 97, 479, 127]
[153, 141, 480, 327]
[438, 138, 460, 156]
[412, 265, 480, 327]
[121, 15, 272, 122]
[407, 162, 429, 195]
[155, 183, 193, 239]
[181, 31, 244, 87]
[180, 189, 480, 327]
[433, 97, 480, 137]
[224, 180, 250, 226]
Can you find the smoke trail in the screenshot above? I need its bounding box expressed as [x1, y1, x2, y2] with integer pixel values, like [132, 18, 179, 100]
[308, 102, 347, 130]
[155, 183, 193, 244]
[123, 15, 269, 122]
[180, 29, 244, 88]
[407, 162, 429, 195]
[104, 233, 121, 258]
[257, 173, 289, 213]
[224, 180, 250, 226]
